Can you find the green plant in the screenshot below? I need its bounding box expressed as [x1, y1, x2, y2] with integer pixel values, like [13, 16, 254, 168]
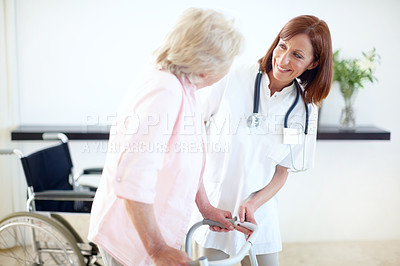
[332, 48, 379, 99]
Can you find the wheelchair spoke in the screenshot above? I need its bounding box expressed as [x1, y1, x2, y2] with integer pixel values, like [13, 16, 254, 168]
[0, 212, 85, 265]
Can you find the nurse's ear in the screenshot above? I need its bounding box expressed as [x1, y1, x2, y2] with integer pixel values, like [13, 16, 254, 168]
[307, 60, 319, 70]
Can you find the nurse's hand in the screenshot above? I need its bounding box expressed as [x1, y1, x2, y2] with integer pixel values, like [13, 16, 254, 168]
[236, 203, 257, 236]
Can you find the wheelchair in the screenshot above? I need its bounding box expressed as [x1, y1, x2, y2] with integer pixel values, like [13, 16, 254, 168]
[0, 133, 102, 265]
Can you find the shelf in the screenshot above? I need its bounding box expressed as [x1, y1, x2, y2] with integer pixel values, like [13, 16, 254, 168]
[11, 125, 391, 141]
[11, 125, 110, 141]
[317, 125, 390, 140]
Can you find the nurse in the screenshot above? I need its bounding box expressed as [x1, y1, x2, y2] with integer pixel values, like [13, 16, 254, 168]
[193, 15, 333, 265]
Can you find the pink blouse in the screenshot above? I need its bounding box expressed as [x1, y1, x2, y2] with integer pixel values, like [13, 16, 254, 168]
[88, 68, 205, 265]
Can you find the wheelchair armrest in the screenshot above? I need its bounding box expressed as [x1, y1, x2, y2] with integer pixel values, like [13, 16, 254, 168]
[82, 168, 103, 175]
[73, 167, 103, 188]
[34, 190, 95, 201]
[27, 190, 96, 212]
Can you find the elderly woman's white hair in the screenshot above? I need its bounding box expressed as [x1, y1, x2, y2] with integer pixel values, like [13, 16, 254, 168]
[153, 8, 244, 86]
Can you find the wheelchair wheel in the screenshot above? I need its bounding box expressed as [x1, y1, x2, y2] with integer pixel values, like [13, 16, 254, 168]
[0, 212, 85, 265]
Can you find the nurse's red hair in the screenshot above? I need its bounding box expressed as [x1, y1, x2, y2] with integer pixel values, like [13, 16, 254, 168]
[258, 15, 333, 106]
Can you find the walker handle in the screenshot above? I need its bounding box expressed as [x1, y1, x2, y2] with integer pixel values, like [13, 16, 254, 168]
[185, 218, 259, 266]
[202, 217, 257, 232]
[202, 218, 237, 229]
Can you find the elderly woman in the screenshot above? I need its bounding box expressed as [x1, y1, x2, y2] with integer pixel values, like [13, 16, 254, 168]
[88, 8, 244, 266]
[194, 15, 333, 266]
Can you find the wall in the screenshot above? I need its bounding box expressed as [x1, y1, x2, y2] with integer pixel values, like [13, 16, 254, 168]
[1, 0, 399, 242]
[0, 0, 25, 216]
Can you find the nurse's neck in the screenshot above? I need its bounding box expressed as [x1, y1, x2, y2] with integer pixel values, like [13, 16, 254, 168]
[267, 71, 292, 96]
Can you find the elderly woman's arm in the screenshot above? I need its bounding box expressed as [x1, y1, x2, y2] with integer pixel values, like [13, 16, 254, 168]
[195, 180, 234, 231]
[123, 199, 190, 265]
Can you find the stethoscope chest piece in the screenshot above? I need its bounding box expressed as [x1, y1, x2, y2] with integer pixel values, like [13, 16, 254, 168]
[247, 113, 261, 128]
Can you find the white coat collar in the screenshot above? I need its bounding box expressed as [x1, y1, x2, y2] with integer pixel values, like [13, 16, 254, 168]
[261, 72, 296, 98]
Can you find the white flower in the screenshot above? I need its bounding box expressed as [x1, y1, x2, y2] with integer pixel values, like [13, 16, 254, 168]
[357, 56, 375, 71]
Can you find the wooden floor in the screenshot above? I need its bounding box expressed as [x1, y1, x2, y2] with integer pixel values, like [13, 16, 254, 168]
[1, 213, 399, 265]
[280, 240, 400, 266]
[1, 240, 399, 265]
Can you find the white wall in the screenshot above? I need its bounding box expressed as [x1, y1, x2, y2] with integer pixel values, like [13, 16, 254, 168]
[0, 0, 25, 217]
[1, 0, 399, 242]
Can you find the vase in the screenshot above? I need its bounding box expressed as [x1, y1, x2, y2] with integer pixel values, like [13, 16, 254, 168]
[339, 92, 357, 131]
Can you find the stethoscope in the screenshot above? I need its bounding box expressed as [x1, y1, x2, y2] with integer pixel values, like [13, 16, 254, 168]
[247, 70, 310, 172]
[247, 70, 309, 132]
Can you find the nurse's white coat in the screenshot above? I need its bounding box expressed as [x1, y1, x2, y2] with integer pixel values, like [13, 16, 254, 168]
[193, 63, 318, 255]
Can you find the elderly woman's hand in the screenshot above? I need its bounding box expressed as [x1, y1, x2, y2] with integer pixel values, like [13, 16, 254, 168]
[151, 245, 190, 266]
[196, 181, 234, 232]
[200, 204, 234, 232]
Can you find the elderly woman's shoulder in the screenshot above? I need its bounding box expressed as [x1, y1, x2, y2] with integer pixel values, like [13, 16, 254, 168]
[150, 68, 183, 88]
[125, 67, 183, 102]
[134, 68, 184, 99]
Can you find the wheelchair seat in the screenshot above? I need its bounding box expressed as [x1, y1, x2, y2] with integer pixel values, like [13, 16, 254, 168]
[0, 133, 103, 265]
[1, 133, 101, 213]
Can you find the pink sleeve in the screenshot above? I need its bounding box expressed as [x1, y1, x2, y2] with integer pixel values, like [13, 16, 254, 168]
[113, 83, 182, 204]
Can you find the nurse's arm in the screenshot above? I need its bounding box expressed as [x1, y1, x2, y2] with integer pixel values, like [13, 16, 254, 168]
[236, 165, 289, 235]
[123, 199, 190, 265]
[195, 180, 234, 231]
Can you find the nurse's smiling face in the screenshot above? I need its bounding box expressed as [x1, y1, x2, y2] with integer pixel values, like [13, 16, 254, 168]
[271, 33, 319, 88]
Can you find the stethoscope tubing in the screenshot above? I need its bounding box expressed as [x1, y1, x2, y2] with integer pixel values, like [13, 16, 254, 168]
[253, 71, 262, 114]
[284, 80, 300, 129]
[250, 70, 309, 135]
